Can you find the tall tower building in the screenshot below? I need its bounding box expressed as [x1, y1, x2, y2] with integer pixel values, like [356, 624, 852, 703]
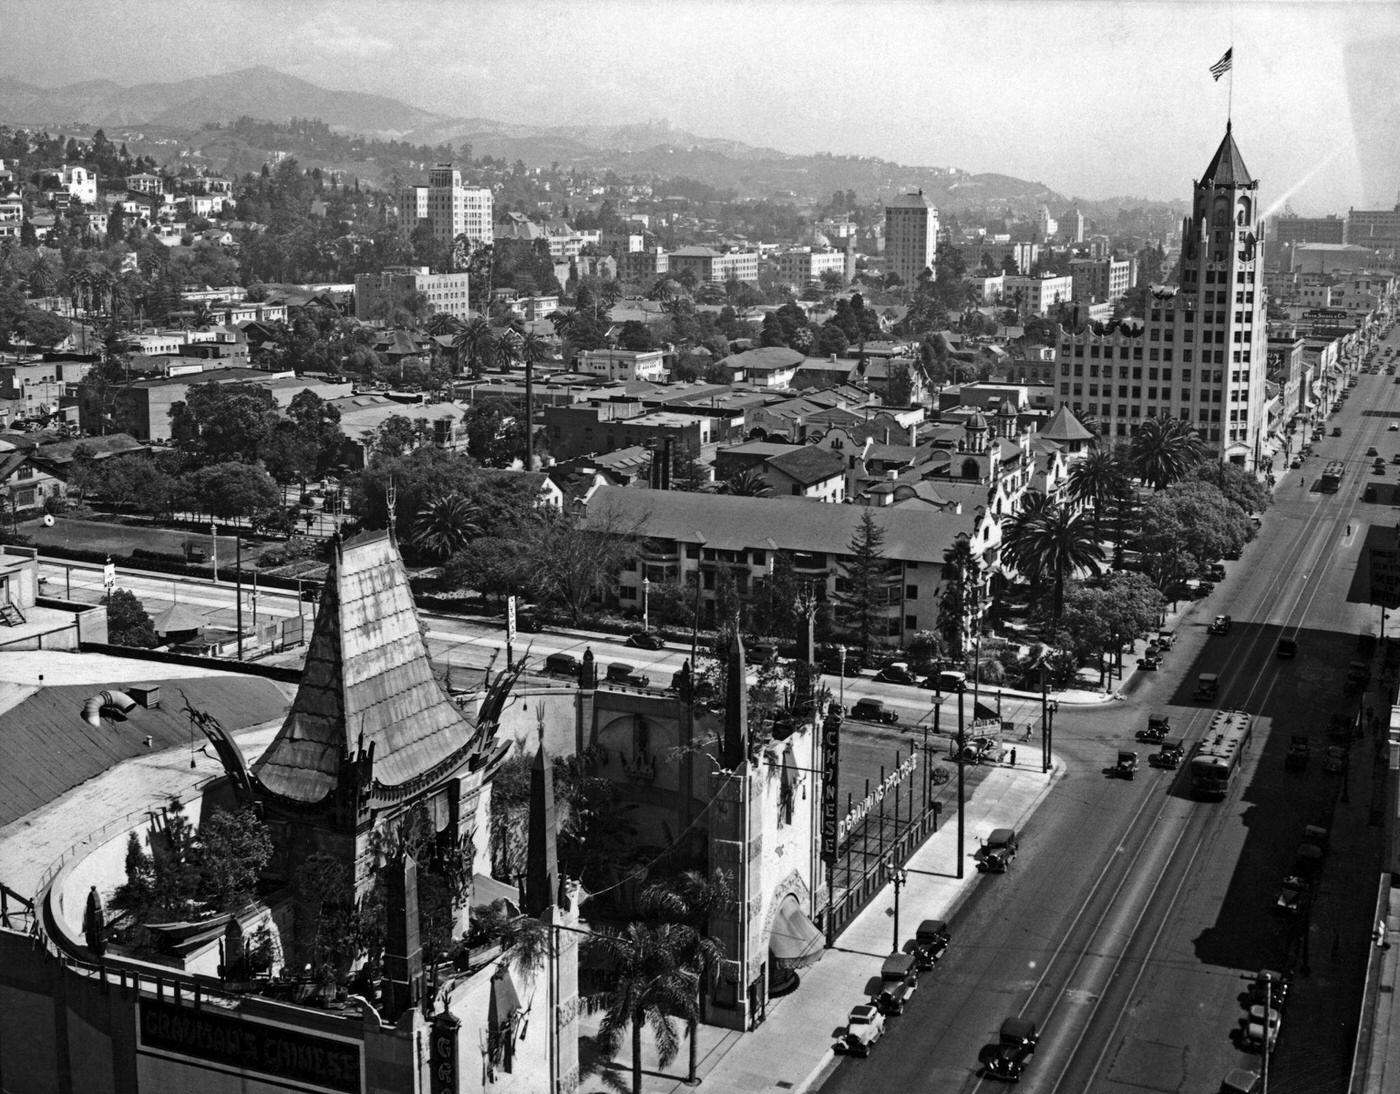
[1053, 124, 1267, 467]
[884, 190, 939, 285]
[398, 162, 493, 247]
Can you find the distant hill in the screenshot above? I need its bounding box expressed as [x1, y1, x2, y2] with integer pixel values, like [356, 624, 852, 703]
[0, 66, 1132, 211]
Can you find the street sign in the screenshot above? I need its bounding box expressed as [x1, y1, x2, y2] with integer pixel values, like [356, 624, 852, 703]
[506, 594, 518, 645]
[102, 559, 116, 591]
[1370, 544, 1400, 609]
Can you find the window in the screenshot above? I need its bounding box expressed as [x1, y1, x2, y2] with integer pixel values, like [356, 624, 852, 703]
[906, 584, 918, 600]
[621, 586, 637, 600]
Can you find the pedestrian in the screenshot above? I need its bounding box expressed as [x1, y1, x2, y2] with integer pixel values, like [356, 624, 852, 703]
[1348, 523, 1353, 535]
[1010, 747, 1017, 767]
[1023, 723, 1033, 742]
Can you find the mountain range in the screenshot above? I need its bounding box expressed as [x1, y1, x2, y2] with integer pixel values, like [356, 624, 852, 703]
[0, 66, 1170, 215]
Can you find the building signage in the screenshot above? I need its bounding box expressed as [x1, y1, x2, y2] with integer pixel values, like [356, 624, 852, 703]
[1370, 544, 1400, 610]
[429, 1013, 461, 1094]
[506, 594, 518, 644]
[820, 714, 841, 867]
[137, 997, 361, 1094]
[837, 752, 918, 844]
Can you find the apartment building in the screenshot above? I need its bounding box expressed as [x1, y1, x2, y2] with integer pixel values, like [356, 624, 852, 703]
[398, 162, 493, 247]
[1069, 257, 1134, 303]
[354, 266, 472, 322]
[1005, 273, 1074, 316]
[884, 191, 939, 285]
[668, 247, 760, 285]
[775, 247, 847, 287]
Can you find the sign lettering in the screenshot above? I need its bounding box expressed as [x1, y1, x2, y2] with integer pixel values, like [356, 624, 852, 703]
[837, 753, 918, 844]
[820, 715, 841, 867]
[429, 1013, 460, 1094]
[137, 997, 360, 1094]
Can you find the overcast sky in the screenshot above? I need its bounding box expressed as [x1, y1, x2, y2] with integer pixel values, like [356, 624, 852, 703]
[5, 0, 1398, 213]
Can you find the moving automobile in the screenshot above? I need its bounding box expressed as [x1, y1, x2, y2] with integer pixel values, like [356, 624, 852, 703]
[1208, 614, 1233, 635]
[851, 697, 899, 724]
[978, 1017, 1039, 1083]
[625, 631, 665, 651]
[1195, 673, 1220, 700]
[1148, 737, 1185, 769]
[1274, 874, 1307, 916]
[1137, 652, 1161, 671]
[1285, 735, 1311, 771]
[1277, 636, 1297, 658]
[840, 1004, 885, 1057]
[1110, 750, 1139, 780]
[1137, 713, 1171, 743]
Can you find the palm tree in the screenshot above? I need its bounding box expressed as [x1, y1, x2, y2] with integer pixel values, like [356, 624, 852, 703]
[1013, 506, 1106, 618]
[1130, 416, 1206, 491]
[451, 316, 494, 379]
[938, 538, 982, 659]
[1066, 449, 1131, 546]
[639, 870, 731, 1084]
[496, 330, 551, 470]
[999, 490, 1055, 603]
[589, 921, 722, 1094]
[411, 493, 481, 559]
[425, 312, 459, 338]
[723, 468, 772, 497]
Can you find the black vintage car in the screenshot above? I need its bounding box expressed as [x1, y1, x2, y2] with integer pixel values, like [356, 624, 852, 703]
[1148, 737, 1185, 769]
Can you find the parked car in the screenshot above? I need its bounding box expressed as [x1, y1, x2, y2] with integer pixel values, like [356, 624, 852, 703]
[747, 642, 779, 666]
[914, 919, 950, 970]
[1323, 745, 1347, 774]
[605, 662, 650, 688]
[876, 952, 918, 1015]
[840, 1004, 885, 1057]
[543, 652, 581, 677]
[1208, 614, 1232, 635]
[1368, 446, 1380, 456]
[1274, 875, 1308, 916]
[874, 662, 918, 686]
[819, 647, 863, 676]
[300, 580, 322, 603]
[1206, 563, 1227, 581]
[975, 828, 1019, 873]
[921, 669, 968, 693]
[1333, 426, 1343, 436]
[851, 698, 899, 724]
[1220, 1069, 1261, 1094]
[1277, 636, 1297, 658]
[625, 631, 665, 651]
[1154, 629, 1176, 649]
[1285, 735, 1311, 771]
[1240, 1005, 1281, 1052]
[1137, 652, 1161, 671]
[1244, 969, 1292, 1013]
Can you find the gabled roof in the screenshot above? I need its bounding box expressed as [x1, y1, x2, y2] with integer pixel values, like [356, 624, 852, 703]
[251, 530, 478, 804]
[767, 444, 846, 485]
[1038, 404, 1094, 443]
[1199, 123, 1254, 187]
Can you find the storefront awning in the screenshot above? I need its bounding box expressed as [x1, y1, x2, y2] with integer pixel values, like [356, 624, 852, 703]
[770, 896, 824, 970]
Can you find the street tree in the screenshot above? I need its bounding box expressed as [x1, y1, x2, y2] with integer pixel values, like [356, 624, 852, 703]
[937, 538, 980, 658]
[1188, 460, 1270, 519]
[1139, 481, 1249, 584]
[106, 588, 160, 647]
[518, 504, 641, 624]
[836, 509, 893, 660]
[1066, 448, 1131, 545]
[185, 461, 281, 522]
[411, 492, 481, 560]
[1011, 505, 1105, 619]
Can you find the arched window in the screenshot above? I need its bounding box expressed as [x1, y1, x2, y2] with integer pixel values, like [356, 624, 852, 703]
[1212, 197, 1229, 226]
[1236, 197, 1252, 225]
[961, 457, 981, 480]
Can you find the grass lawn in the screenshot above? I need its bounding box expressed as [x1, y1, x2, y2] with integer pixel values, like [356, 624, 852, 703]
[21, 516, 263, 563]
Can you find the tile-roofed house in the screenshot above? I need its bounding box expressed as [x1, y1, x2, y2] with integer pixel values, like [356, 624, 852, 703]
[765, 444, 847, 501]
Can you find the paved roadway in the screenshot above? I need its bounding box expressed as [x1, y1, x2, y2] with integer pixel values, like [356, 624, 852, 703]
[819, 331, 1399, 1093]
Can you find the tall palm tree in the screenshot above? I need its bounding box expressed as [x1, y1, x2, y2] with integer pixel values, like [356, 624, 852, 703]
[999, 490, 1054, 603]
[639, 870, 731, 1084]
[938, 538, 982, 659]
[723, 468, 772, 497]
[451, 316, 494, 379]
[1130, 416, 1206, 491]
[589, 921, 721, 1094]
[496, 330, 550, 470]
[411, 493, 481, 559]
[1013, 506, 1106, 618]
[1066, 449, 1131, 546]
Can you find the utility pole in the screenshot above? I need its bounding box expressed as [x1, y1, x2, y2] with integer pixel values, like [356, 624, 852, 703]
[890, 863, 908, 953]
[235, 532, 243, 662]
[956, 685, 965, 879]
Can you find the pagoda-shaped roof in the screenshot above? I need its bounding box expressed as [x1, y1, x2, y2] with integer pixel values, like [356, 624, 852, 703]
[1199, 123, 1253, 187]
[150, 601, 205, 636]
[1039, 404, 1094, 443]
[252, 529, 476, 804]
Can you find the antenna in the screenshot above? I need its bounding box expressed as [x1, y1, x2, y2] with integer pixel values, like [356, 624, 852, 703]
[386, 475, 398, 541]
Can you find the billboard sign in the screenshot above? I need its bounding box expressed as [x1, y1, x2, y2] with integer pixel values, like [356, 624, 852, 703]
[820, 714, 841, 867]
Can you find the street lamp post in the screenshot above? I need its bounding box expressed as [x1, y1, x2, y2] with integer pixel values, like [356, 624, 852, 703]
[956, 685, 965, 879]
[210, 522, 218, 584]
[643, 577, 650, 633]
[890, 863, 909, 952]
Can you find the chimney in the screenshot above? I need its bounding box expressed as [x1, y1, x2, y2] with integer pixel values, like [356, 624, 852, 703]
[661, 437, 674, 490]
[721, 629, 748, 769]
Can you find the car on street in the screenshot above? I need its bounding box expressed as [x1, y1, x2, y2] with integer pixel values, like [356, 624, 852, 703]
[819, 646, 863, 676]
[625, 631, 665, 651]
[1196, 672, 1220, 700]
[605, 661, 650, 688]
[1274, 875, 1308, 916]
[1209, 614, 1232, 634]
[1334, 426, 1344, 436]
[1109, 750, 1139, 780]
[1286, 735, 1311, 771]
[1240, 1005, 1281, 1052]
[851, 697, 899, 724]
[1137, 652, 1161, 670]
[914, 919, 950, 969]
[840, 1004, 885, 1057]
[873, 662, 918, 686]
[975, 828, 1019, 872]
[978, 1017, 1039, 1083]
[1220, 1069, 1262, 1094]
[543, 652, 581, 677]
[1206, 562, 1227, 581]
[1137, 712, 1171, 743]
[1323, 745, 1347, 774]
[1148, 737, 1185, 769]
[876, 952, 919, 1015]
[1368, 446, 1379, 456]
[1277, 636, 1297, 658]
[747, 641, 779, 666]
[1244, 969, 1291, 1013]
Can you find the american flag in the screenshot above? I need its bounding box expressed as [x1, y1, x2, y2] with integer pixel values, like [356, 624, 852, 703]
[1210, 48, 1232, 81]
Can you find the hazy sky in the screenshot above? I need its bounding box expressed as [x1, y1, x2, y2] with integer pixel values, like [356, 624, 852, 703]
[5, 0, 1399, 212]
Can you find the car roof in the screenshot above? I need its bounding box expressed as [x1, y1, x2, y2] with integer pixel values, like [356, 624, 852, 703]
[1000, 1016, 1037, 1039]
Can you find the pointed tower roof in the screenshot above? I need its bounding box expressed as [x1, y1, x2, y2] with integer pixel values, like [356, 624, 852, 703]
[523, 743, 559, 916]
[251, 529, 477, 803]
[1200, 123, 1253, 187]
[1039, 404, 1094, 443]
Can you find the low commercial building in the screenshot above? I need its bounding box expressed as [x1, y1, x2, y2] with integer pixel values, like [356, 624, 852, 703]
[576, 349, 667, 383]
[668, 246, 760, 285]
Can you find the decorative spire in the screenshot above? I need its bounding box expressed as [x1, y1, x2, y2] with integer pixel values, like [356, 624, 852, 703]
[721, 627, 748, 769]
[523, 742, 559, 916]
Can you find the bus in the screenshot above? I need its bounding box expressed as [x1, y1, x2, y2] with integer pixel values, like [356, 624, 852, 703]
[1189, 709, 1254, 798]
[1320, 461, 1345, 493]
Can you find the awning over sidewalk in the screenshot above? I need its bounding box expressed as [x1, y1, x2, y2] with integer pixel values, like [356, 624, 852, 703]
[769, 895, 824, 970]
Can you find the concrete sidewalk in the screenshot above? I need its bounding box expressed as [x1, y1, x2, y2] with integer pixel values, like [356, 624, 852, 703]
[576, 756, 1064, 1094]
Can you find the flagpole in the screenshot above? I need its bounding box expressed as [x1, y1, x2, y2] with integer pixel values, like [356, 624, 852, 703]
[1228, 42, 1234, 125]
